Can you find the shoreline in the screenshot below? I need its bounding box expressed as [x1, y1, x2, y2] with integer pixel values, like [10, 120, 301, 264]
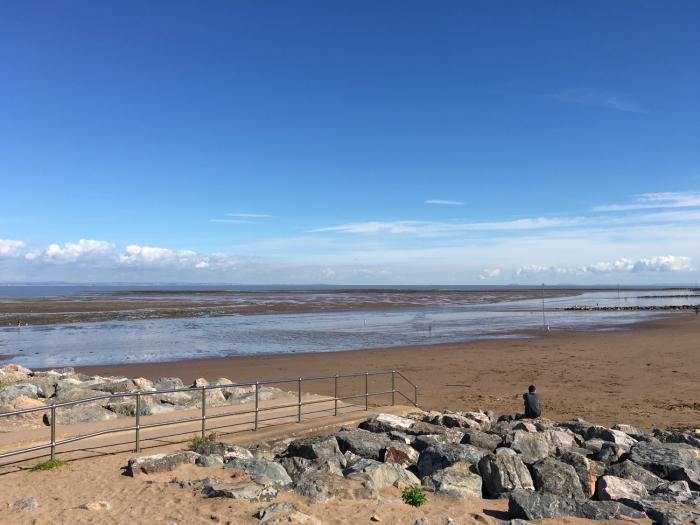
[79, 313, 700, 430]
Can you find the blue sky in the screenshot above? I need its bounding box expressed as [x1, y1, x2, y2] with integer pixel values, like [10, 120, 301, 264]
[1, 1, 699, 284]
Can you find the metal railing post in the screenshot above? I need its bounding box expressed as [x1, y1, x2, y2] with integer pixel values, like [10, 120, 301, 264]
[50, 401, 56, 461]
[201, 386, 206, 438]
[254, 381, 259, 430]
[297, 378, 302, 423]
[135, 392, 141, 452]
[364, 372, 369, 411]
[334, 373, 338, 416]
[391, 370, 396, 406]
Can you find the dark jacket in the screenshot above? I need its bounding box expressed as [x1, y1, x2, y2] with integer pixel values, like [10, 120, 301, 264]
[523, 392, 541, 418]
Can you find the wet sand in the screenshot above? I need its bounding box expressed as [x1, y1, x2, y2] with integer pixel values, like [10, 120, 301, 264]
[81, 313, 700, 431]
[0, 289, 574, 325]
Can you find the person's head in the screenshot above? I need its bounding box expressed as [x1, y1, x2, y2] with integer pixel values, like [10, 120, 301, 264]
[528, 385, 536, 393]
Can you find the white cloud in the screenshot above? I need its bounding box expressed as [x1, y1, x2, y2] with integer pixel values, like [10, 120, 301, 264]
[229, 213, 273, 218]
[118, 245, 200, 266]
[479, 268, 501, 280]
[516, 255, 693, 277]
[425, 199, 464, 206]
[593, 192, 700, 212]
[24, 239, 115, 263]
[550, 88, 647, 113]
[0, 239, 26, 257]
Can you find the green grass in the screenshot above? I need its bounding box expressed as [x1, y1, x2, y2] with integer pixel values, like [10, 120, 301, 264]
[30, 459, 67, 471]
[187, 431, 218, 451]
[402, 486, 427, 507]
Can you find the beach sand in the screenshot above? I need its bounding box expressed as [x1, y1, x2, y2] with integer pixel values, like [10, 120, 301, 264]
[80, 313, 700, 430]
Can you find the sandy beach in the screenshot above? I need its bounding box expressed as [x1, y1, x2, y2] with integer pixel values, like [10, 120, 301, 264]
[80, 313, 700, 431]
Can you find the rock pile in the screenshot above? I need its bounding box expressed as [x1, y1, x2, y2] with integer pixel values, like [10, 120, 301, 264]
[0, 363, 287, 429]
[128, 410, 700, 524]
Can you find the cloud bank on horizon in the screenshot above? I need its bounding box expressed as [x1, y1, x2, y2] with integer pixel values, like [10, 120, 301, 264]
[2, 191, 700, 285]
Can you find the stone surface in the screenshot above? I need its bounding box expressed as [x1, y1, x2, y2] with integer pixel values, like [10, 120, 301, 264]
[13, 496, 39, 512]
[508, 489, 645, 520]
[284, 436, 346, 467]
[605, 459, 664, 491]
[126, 451, 200, 476]
[509, 431, 549, 464]
[594, 442, 630, 465]
[294, 471, 377, 503]
[558, 451, 599, 497]
[628, 441, 700, 490]
[586, 425, 638, 448]
[225, 457, 292, 487]
[530, 457, 585, 498]
[417, 443, 487, 477]
[335, 429, 391, 461]
[359, 413, 414, 433]
[478, 452, 534, 498]
[542, 429, 578, 453]
[44, 404, 118, 426]
[383, 442, 419, 468]
[596, 475, 649, 501]
[460, 429, 502, 451]
[202, 478, 278, 501]
[345, 458, 419, 489]
[196, 454, 224, 467]
[422, 461, 483, 498]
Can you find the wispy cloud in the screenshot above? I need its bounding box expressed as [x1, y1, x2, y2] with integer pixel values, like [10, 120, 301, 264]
[209, 219, 256, 224]
[479, 268, 501, 280]
[425, 199, 464, 206]
[593, 192, 700, 212]
[550, 88, 647, 114]
[229, 213, 273, 218]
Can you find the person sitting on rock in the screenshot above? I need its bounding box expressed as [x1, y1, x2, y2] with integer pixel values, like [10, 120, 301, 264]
[522, 385, 541, 419]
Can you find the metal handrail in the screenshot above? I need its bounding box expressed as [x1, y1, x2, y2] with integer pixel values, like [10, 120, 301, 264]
[0, 369, 418, 463]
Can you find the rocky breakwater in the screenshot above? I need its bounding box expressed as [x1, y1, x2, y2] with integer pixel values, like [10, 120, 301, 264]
[124, 411, 700, 525]
[0, 363, 288, 429]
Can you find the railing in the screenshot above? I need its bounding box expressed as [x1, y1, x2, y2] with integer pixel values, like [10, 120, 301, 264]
[0, 369, 418, 463]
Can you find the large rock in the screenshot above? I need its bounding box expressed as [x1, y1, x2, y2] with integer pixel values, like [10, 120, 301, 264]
[225, 457, 292, 487]
[530, 457, 585, 498]
[478, 452, 534, 498]
[542, 429, 578, 453]
[556, 418, 594, 437]
[359, 413, 414, 433]
[335, 429, 391, 461]
[460, 429, 502, 452]
[586, 425, 637, 448]
[0, 396, 46, 428]
[153, 377, 185, 390]
[612, 423, 646, 440]
[294, 471, 377, 503]
[417, 443, 487, 477]
[628, 442, 700, 490]
[91, 379, 136, 394]
[605, 459, 664, 491]
[202, 478, 278, 501]
[509, 431, 549, 464]
[596, 475, 649, 501]
[623, 498, 700, 525]
[507, 489, 645, 520]
[278, 456, 343, 482]
[558, 451, 601, 497]
[283, 436, 346, 467]
[44, 404, 118, 425]
[256, 502, 321, 524]
[345, 458, 419, 489]
[0, 383, 40, 404]
[383, 442, 419, 468]
[422, 461, 482, 498]
[594, 442, 630, 465]
[126, 451, 200, 476]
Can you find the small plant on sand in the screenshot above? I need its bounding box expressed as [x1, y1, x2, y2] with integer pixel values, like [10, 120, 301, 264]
[402, 486, 427, 507]
[30, 459, 67, 471]
[188, 431, 218, 451]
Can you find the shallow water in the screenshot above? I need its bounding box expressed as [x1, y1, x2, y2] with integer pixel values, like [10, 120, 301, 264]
[0, 290, 697, 368]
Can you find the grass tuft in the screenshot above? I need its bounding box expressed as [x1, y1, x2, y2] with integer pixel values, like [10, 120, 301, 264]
[402, 485, 427, 507]
[30, 459, 67, 471]
[187, 431, 218, 451]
